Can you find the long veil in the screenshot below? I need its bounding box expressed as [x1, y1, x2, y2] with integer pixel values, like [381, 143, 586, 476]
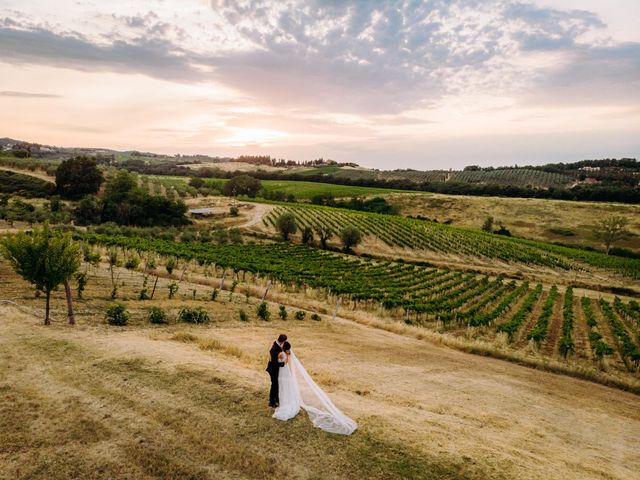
[289, 350, 357, 435]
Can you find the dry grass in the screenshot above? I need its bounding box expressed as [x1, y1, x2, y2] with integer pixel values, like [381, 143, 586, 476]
[389, 192, 640, 252]
[1, 256, 640, 478]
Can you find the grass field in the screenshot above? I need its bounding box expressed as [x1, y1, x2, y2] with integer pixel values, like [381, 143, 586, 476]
[146, 175, 416, 200]
[1, 257, 639, 480]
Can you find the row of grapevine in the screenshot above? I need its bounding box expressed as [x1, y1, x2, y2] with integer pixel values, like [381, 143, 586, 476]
[581, 297, 614, 360]
[495, 284, 543, 338]
[527, 286, 559, 344]
[599, 299, 640, 369]
[559, 287, 574, 358]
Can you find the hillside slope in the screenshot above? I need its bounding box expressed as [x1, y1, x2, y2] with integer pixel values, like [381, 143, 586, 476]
[1, 302, 638, 480]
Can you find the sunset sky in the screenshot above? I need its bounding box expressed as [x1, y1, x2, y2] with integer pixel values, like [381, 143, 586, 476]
[1, 0, 638, 169]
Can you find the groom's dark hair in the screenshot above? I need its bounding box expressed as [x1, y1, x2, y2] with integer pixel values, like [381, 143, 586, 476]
[277, 334, 287, 343]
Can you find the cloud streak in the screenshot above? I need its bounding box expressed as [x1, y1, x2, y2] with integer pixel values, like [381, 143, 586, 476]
[0, 90, 61, 98]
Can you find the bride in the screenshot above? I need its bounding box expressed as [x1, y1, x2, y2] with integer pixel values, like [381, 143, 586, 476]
[272, 341, 357, 435]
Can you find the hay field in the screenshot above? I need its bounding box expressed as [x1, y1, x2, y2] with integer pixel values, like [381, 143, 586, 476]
[1, 259, 639, 480]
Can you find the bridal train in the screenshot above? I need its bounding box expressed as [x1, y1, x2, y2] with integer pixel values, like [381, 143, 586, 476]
[273, 350, 357, 435]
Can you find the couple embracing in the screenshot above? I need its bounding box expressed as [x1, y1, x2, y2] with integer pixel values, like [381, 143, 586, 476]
[266, 334, 357, 435]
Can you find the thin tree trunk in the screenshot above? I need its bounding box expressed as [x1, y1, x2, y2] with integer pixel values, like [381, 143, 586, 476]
[64, 279, 75, 325]
[150, 275, 159, 300]
[44, 290, 51, 325]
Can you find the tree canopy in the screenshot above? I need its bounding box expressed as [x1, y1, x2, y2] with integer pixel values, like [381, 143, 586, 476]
[55, 156, 104, 199]
[339, 226, 363, 252]
[222, 175, 262, 197]
[98, 170, 188, 227]
[0, 224, 81, 324]
[276, 212, 297, 241]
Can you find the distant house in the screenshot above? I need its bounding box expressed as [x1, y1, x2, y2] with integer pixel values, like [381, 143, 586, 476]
[579, 166, 601, 172]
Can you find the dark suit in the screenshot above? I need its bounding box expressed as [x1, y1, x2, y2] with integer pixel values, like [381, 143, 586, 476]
[266, 341, 285, 406]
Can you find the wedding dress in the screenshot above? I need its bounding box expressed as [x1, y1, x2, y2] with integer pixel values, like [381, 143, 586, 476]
[272, 350, 357, 435]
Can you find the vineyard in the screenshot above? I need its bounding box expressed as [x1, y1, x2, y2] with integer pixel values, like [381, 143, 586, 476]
[262, 204, 640, 279]
[79, 233, 640, 389]
[291, 166, 575, 188]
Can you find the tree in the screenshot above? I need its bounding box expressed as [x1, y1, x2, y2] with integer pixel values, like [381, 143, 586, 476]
[301, 226, 314, 245]
[339, 226, 363, 252]
[74, 195, 102, 225]
[481, 216, 494, 232]
[188, 177, 205, 189]
[314, 225, 333, 249]
[276, 212, 297, 241]
[0, 224, 80, 325]
[256, 302, 270, 321]
[594, 215, 630, 254]
[100, 170, 188, 227]
[55, 156, 104, 199]
[222, 175, 262, 198]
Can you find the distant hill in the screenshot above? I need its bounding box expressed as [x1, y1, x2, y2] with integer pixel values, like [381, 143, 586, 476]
[1, 137, 638, 201]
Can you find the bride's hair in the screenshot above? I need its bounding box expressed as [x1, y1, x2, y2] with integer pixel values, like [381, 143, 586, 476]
[283, 341, 291, 352]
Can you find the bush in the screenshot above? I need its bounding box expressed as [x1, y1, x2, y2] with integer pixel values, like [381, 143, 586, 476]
[256, 302, 270, 321]
[178, 307, 210, 324]
[105, 304, 129, 326]
[311, 313, 321, 321]
[294, 310, 306, 320]
[124, 256, 140, 270]
[278, 305, 288, 320]
[210, 288, 219, 301]
[148, 306, 168, 324]
[239, 309, 248, 322]
[230, 205, 239, 216]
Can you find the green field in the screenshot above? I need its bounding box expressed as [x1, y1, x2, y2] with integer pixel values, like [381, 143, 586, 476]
[146, 175, 416, 200]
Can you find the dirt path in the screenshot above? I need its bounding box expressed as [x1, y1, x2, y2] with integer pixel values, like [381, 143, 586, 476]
[1, 304, 638, 480]
[0, 166, 54, 182]
[238, 203, 274, 228]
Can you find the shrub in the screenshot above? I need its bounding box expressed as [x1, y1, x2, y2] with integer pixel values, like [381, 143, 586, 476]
[311, 313, 321, 321]
[230, 205, 239, 217]
[167, 282, 179, 299]
[256, 302, 270, 321]
[178, 307, 210, 324]
[278, 305, 288, 320]
[294, 310, 306, 320]
[105, 304, 129, 326]
[148, 306, 168, 324]
[165, 256, 177, 275]
[210, 288, 219, 301]
[124, 256, 140, 270]
[239, 309, 248, 322]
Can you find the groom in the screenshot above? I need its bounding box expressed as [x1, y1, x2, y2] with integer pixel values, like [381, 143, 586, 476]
[266, 334, 288, 407]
